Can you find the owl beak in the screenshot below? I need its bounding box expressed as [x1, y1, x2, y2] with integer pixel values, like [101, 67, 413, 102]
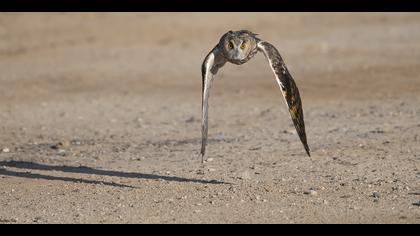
[233, 53, 243, 61]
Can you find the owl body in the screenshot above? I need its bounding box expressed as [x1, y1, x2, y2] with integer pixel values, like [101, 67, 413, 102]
[200, 30, 310, 162]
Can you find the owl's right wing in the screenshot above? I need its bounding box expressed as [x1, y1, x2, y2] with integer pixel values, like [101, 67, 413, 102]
[200, 46, 227, 162]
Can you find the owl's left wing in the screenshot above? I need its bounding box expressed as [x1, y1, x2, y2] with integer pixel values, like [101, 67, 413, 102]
[257, 41, 310, 157]
[200, 46, 227, 162]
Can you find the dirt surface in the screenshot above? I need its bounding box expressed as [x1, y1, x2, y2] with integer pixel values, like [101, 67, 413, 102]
[0, 13, 420, 224]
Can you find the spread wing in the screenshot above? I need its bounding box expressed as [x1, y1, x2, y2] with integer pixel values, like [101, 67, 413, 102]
[200, 46, 227, 162]
[258, 41, 310, 157]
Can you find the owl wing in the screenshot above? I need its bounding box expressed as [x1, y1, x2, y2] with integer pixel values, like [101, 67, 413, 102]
[257, 41, 310, 157]
[200, 46, 227, 162]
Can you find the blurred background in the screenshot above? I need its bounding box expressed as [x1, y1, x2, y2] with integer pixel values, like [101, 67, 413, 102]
[1, 13, 420, 103]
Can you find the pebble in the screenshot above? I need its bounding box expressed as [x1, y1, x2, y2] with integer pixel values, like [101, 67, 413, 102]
[185, 116, 195, 123]
[58, 149, 66, 156]
[310, 190, 318, 196]
[372, 192, 380, 198]
[208, 168, 216, 172]
[304, 189, 318, 196]
[51, 141, 70, 150]
[2, 148, 10, 153]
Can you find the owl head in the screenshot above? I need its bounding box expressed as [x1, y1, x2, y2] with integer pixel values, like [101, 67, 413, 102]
[219, 30, 259, 65]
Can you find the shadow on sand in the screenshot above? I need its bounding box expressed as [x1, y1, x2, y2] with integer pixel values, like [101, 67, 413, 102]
[0, 160, 228, 188]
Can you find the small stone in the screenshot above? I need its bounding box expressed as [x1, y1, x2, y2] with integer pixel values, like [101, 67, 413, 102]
[51, 141, 69, 150]
[58, 149, 66, 156]
[304, 189, 318, 196]
[214, 133, 225, 141]
[208, 168, 216, 172]
[71, 139, 81, 145]
[2, 148, 10, 153]
[194, 210, 202, 213]
[185, 116, 195, 123]
[206, 158, 214, 162]
[372, 192, 380, 198]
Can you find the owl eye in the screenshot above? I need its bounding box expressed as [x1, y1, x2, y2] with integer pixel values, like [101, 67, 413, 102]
[228, 42, 234, 49]
[240, 42, 246, 49]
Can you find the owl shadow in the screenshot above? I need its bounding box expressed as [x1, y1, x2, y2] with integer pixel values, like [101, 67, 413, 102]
[0, 160, 228, 188]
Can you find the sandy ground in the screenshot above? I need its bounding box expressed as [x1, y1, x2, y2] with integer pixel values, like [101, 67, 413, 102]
[0, 13, 420, 224]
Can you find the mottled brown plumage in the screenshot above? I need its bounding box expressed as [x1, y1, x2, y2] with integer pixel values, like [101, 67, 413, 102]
[257, 41, 310, 157]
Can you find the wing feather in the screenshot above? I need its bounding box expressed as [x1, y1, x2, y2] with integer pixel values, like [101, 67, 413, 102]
[200, 46, 226, 162]
[258, 41, 310, 157]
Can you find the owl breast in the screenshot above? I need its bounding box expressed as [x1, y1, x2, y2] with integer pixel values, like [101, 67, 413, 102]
[226, 46, 258, 65]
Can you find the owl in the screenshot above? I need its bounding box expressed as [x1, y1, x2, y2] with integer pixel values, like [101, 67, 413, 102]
[200, 30, 310, 162]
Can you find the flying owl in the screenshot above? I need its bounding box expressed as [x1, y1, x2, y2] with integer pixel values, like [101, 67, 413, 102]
[200, 30, 310, 162]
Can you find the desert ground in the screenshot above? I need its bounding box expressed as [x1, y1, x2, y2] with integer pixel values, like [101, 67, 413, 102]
[0, 13, 419, 223]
